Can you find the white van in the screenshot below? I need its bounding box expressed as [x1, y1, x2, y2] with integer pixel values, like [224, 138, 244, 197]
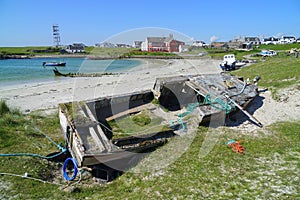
[260, 50, 277, 57]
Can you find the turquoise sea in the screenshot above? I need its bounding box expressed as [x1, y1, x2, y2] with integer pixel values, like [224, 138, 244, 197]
[0, 58, 141, 87]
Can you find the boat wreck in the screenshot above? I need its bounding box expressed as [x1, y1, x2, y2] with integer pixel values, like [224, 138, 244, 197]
[58, 73, 260, 181]
[53, 68, 115, 77]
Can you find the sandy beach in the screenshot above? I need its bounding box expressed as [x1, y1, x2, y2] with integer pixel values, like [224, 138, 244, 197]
[0, 58, 221, 112]
[1, 58, 299, 130]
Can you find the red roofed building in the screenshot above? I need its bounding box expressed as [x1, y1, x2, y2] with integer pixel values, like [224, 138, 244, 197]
[141, 34, 185, 52]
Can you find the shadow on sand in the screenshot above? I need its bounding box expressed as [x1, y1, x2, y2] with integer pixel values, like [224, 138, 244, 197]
[225, 94, 265, 127]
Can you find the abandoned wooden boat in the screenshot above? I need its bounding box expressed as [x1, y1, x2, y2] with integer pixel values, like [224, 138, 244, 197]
[152, 73, 260, 126]
[53, 68, 114, 77]
[58, 73, 260, 180]
[53, 68, 75, 77]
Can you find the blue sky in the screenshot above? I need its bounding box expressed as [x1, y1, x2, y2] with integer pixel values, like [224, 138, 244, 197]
[0, 0, 299, 46]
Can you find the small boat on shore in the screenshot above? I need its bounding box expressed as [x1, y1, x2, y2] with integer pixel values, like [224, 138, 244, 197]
[53, 67, 115, 77]
[42, 61, 66, 67]
[220, 54, 247, 71]
[58, 73, 261, 181]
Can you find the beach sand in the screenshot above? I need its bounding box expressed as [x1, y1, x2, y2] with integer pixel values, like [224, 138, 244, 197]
[0, 58, 221, 112]
[1, 58, 299, 132]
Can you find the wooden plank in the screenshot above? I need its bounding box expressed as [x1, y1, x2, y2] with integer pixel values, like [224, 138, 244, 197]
[89, 127, 106, 152]
[185, 81, 207, 97]
[84, 104, 113, 152]
[105, 103, 156, 121]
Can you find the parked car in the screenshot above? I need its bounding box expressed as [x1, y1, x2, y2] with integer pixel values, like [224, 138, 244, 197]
[260, 50, 277, 57]
[198, 52, 208, 56]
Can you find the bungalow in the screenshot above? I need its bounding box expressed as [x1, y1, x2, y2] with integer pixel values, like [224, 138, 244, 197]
[279, 36, 296, 44]
[262, 37, 279, 45]
[141, 34, 185, 52]
[244, 37, 260, 45]
[192, 41, 208, 47]
[65, 43, 85, 53]
[228, 36, 260, 49]
[133, 41, 143, 49]
[210, 42, 229, 49]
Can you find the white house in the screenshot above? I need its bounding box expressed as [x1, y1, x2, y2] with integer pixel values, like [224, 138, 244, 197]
[192, 41, 208, 47]
[133, 41, 143, 49]
[279, 36, 296, 44]
[262, 37, 279, 45]
[141, 41, 148, 51]
[65, 43, 85, 53]
[179, 44, 190, 52]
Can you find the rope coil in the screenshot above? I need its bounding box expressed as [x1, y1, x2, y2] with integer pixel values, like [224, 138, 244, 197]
[62, 157, 78, 181]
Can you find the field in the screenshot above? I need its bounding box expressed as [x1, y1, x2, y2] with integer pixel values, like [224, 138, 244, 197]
[231, 56, 300, 97]
[0, 49, 300, 199]
[182, 43, 300, 60]
[0, 104, 299, 199]
[0, 47, 62, 55]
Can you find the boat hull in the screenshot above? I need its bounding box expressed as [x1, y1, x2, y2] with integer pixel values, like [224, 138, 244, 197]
[43, 62, 66, 67]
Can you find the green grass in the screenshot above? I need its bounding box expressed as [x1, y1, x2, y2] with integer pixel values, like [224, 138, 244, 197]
[1, 111, 299, 199]
[108, 110, 166, 139]
[231, 56, 300, 96]
[0, 46, 62, 55]
[0, 100, 10, 116]
[0, 46, 92, 56]
[258, 43, 300, 51]
[198, 43, 300, 60]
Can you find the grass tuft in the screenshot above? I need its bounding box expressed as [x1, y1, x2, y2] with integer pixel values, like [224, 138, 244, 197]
[0, 100, 10, 116]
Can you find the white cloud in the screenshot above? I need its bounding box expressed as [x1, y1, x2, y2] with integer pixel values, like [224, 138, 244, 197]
[210, 35, 219, 43]
[275, 32, 284, 38]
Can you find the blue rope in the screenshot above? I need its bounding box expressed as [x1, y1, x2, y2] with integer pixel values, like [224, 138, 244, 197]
[63, 157, 78, 181]
[0, 150, 67, 159]
[226, 139, 236, 145]
[32, 126, 66, 152]
[204, 93, 235, 114]
[169, 103, 200, 131]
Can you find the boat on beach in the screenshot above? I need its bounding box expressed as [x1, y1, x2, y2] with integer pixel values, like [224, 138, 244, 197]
[220, 54, 246, 71]
[53, 67, 115, 77]
[58, 73, 261, 181]
[42, 61, 66, 67]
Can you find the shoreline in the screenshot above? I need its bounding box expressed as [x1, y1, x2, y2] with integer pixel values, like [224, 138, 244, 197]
[1, 57, 299, 132]
[2, 53, 206, 60]
[0, 58, 220, 112]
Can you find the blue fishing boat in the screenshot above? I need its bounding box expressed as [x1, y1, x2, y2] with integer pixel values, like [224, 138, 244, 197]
[42, 61, 66, 67]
